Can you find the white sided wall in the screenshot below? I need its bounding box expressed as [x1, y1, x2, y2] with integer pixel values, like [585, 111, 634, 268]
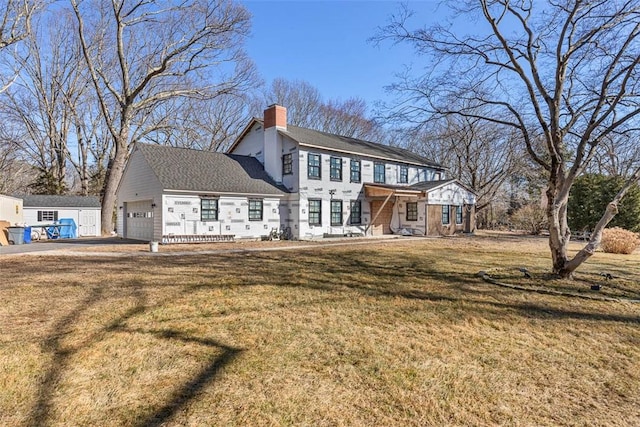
[297, 148, 371, 239]
[231, 122, 265, 164]
[0, 195, 23, 225]
[427, 182, 477, 206]
[163, 194, 284, 240]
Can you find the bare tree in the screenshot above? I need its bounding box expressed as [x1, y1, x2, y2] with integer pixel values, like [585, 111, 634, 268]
[263, 77, 384, 140]
[0, 0, 39, 92]
[590, 133, 640, 177]
[376, 0, 640, 278]
[1, 10, 91, 194]
[141, 93, 252, 152]
[266, 78, 323, 128]
[0, 127, 34, 193]
[70, 0, 255, 234]
[405, 111, 524, 218]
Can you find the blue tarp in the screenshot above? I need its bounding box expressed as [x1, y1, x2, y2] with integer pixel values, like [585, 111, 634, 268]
[58, 218, 77, 238]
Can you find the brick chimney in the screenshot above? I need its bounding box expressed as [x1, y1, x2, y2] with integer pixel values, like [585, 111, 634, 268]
[264, 104, 287, 129]
[262, 104, 286, 183]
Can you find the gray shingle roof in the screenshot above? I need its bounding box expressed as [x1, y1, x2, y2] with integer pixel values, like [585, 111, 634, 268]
[20, 195, 102, 208]
[137, 144, 288, 195]
[279, 124, 444, 169]
[409, 179, 458, 192]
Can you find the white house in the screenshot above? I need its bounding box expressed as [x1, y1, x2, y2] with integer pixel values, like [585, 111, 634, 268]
[230, 105, 476, 239]
[116, 104, 476, 242]
[21, 195, 102, 237]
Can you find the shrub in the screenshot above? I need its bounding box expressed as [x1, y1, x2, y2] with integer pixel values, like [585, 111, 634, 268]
[511, 203, 548, 235]
[600, 227, 640, 254]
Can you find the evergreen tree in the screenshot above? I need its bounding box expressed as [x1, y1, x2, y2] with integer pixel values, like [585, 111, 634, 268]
[568, 175, 640, 232]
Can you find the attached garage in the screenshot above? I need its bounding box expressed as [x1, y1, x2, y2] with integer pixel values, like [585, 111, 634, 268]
[124, 200, 154, 241]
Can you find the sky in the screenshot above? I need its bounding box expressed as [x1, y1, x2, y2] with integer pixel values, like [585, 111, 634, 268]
[242, 1, 445, 112]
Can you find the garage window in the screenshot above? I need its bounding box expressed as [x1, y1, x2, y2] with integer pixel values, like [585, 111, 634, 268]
[248, 199, 263, 221]
[38, 211, 58, 222]
[201, 199, 218, 221]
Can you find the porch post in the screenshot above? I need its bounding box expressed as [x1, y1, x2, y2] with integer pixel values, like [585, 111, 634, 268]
[424, 196, 429, 236]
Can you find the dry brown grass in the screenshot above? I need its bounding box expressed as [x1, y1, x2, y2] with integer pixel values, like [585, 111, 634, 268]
[1, 233, 639, 426]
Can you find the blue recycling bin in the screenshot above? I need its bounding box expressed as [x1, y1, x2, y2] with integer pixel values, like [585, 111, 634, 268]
[23, 226, 32, 244]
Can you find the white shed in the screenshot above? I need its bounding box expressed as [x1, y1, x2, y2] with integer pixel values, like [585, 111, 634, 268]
[0, 194, 24, 225]
[21, 195, 102, 237]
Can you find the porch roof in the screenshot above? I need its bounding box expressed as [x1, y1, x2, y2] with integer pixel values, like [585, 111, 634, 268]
[365, 179, 477, 200]
[364, 183, 422, 198]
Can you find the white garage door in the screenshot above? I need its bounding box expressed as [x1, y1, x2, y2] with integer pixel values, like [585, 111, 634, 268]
[126, 200, 154, 241]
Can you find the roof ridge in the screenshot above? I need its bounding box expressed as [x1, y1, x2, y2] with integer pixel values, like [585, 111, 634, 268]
[281, 124, 443, 168]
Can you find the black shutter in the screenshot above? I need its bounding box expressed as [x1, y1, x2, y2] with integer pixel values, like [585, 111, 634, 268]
[54, 211, 58, 221]
[38, 211, 42, 221]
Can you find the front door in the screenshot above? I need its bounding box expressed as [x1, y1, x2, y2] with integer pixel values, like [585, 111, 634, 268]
[370, 200, 394, 235]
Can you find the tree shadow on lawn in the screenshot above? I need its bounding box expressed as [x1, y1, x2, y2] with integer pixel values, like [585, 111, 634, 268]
[22, 247, 639, 425]
[27, 276, 243, 427]
[191, 249, 640, 325]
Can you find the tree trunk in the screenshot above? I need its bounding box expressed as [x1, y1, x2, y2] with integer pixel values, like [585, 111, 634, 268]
[546, 181, 574, 278]
[100, 128, 129, 235]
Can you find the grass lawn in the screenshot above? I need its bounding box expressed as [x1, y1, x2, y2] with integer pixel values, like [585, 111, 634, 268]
[1, 233, 639, 426]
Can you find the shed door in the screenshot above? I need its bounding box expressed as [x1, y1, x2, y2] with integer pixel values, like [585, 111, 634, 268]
[125, 200, 154, 241]
[78, 210, 97, 236]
